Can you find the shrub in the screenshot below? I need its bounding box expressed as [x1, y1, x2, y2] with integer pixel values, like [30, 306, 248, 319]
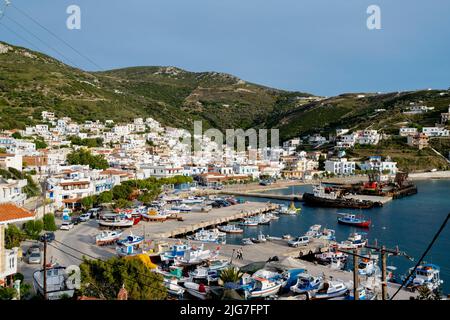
[43, 213, 57, 231]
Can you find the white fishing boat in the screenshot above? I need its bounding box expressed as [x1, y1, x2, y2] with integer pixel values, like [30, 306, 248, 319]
[116, 234, 145, 257]
[33, 266, 77, 300]
[338, 232, 367, 250]
[97, 215, 134, 228]
[207, 258, 230, 271]
[310, 280, 348, 300]
[175, 244, 215, 266]
[183, 282, 210, 300]
[141, 208, 171, 221]
[251, 232, 267, 243]
[187, 228, 226, 244]
[290, 274, 323, 294]
[95, 230, 123, 245]
[171, 203, 192, 212]
[256, 214, 271, 225]
[240, 218, 259, 226]
[189, 266, 220, 283]
[278, 201, 301, 215]
[163, 278, 185, 296]
[315, 250, 348, 265]
[241, 270, 284, 299]
[242, 238, 254, 245]
[358, 257, 379, 276]
[160, 242, 190, 262]
[305, 224, 322, 238]
[218, 224, 244, 234]
[181, 196, 205, 204]
[405, 263, 443, 291]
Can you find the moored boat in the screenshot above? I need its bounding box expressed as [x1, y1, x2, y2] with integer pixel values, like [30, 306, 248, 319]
[218, 224, 244, 234]
[95, 230, 123, 245]
[337, 213, 371, 228]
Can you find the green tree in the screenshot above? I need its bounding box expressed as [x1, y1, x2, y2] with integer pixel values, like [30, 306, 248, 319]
[23, 219, 44, 240]
[81, 196, 96, 210]
[97, 191, 113, 204]
[113, 199, 133, 209]
[4, 224, 26, 249]
[34, 139, 48, 149]
[0, 286, 17, 300]
[112, 184, 134, 200]
[318, 155, 326, 170]
[11, 132, 22, 139]
[43, 213, 57, 231]
[67, 149, 108, 170]
[79, 257, 167, 300]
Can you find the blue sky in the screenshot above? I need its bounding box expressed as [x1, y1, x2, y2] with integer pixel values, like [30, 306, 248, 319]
[0, 0, 449, 96]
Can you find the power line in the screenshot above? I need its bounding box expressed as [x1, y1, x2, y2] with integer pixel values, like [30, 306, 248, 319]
[390, 212, 450, 300]
[0, 20, 40, 51]
[49, 240, 168, 295]
[3, 14, 79, 67]
[11, 2, 103, 70]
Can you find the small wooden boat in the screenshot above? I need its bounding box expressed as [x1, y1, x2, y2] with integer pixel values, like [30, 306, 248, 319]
[95, 230, 123, 245]
[337, 213, 371, 228]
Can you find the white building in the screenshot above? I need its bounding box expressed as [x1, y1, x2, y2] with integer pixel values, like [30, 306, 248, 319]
[324, 158, 356, 175]
[355, 130, 381, 145]
[0, 179, 28, 206]
[359, 156, 398, 175]
[399, 127, 418, 137]
[232, 164, 260, 179]
[422, 127, 450, 137]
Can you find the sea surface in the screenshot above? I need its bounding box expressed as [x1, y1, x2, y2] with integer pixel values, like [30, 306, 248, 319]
[226, 180, 450, 294]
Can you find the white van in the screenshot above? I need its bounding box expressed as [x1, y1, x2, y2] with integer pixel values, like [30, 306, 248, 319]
[288, 236, 310, 247]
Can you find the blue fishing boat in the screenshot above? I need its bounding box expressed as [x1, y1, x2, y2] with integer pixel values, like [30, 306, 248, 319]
[337, 213, 371, 228]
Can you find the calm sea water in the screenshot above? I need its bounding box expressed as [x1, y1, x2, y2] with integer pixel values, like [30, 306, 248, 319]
[227, 180, 450, 294]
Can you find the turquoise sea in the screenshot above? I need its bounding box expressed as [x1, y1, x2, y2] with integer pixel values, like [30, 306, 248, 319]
[227, 180, 450, 294]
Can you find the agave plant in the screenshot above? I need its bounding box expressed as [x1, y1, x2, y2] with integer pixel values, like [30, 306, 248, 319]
[219, 266, 243, 284]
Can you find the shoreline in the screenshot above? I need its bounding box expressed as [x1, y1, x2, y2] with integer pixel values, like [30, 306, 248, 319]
[221, 171, 450, 194]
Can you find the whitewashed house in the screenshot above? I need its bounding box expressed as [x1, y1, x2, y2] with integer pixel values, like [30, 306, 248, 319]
[325, 158, 356, 175]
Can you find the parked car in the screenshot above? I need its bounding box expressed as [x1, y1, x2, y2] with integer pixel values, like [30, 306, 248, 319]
[71, 216, 81, 225]
[27, 251, 42, 264]
[288, 236, 310, 247]
[60, 221, 74, 230]
[79, 213, 90, 222]
[26, 244, 43, 255]
[39, 232, 55, 243]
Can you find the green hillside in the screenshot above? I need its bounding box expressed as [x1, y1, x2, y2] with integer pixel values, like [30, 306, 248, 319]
[0, 41, 311, 131]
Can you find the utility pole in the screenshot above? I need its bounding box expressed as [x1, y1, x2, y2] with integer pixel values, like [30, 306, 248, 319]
[381, 245, 387, 300]
[365, 240, 413, 300]
[43, 237, 47, 300]
[353, 248, 359, 300]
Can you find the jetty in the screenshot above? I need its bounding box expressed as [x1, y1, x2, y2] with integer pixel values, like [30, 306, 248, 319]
[133, 201, 279, 239]
[221, 191, 303, 202]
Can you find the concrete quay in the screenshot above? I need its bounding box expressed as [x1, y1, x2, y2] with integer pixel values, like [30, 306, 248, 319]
[132, 201, 279, 239]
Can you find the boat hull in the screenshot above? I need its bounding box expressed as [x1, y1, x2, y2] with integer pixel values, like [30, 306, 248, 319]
[337, 219, 371, 228]
[303, 193, 381, 209]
